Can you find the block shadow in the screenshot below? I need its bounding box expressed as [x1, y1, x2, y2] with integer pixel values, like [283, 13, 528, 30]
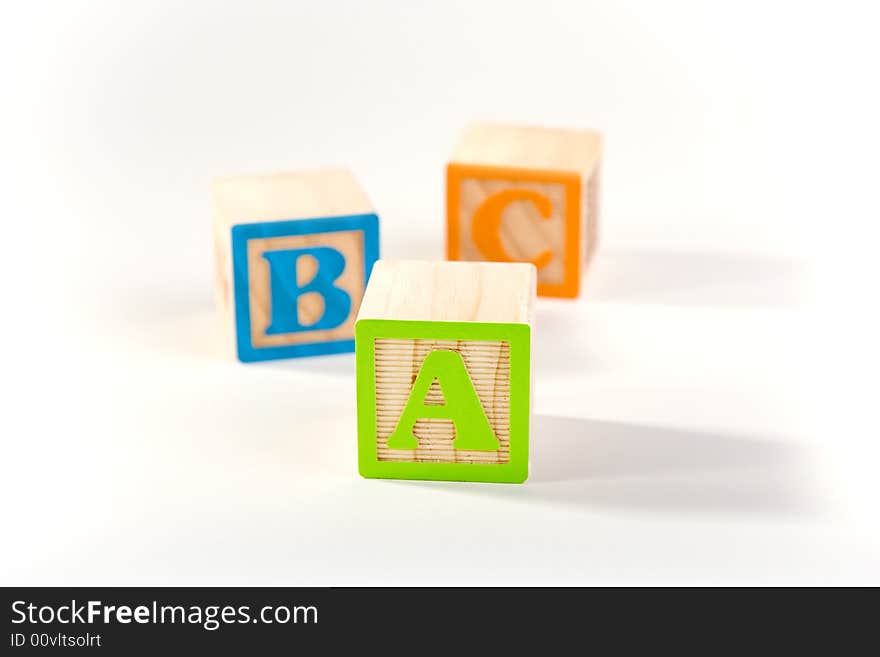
[585, 249, 813, 309]
[106, 284, 358, 375]
[400, 415, 826, 517]
[531, 304, 608, 376]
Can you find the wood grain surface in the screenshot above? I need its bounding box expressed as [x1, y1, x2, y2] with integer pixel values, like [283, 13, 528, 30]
[356, 259, 535, 325]
[246, 230, 364, 347]
[457, 177, 568, 286]
[375, 338, 511, 464]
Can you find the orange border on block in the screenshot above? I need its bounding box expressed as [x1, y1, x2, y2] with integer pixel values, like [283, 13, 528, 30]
[446, 163, 582, 298]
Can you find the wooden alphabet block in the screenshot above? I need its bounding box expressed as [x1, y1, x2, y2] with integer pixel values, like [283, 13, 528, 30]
[355, 260, 536, 483]
[212, 169, 380, 362]
[447, 122, 602, 298]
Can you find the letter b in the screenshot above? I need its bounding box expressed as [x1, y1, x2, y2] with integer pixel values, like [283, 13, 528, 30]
[262, 246, 351, 334]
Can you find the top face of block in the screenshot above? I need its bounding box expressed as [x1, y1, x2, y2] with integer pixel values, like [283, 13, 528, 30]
[451, 123, 602, 175]
[356, 260, 535, 325]
[212, 168, 374, 229]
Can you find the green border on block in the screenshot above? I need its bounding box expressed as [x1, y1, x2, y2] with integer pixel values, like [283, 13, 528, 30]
[355, 319, 530, 484]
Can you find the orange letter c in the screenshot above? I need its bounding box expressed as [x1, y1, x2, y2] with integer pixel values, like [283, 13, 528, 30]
[471, 189, 554, 269]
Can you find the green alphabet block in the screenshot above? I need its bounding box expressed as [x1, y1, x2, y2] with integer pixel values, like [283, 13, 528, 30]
[355, 260, 536, 484]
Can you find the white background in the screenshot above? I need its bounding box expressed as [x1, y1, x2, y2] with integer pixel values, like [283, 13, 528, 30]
[2, 0, 879, 584]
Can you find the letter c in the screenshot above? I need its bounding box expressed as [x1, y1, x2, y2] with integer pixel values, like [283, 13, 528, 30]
[471, 189, 554, 268]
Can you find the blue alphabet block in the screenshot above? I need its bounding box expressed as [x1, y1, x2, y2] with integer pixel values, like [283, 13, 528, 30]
[212, 170, 380, 362]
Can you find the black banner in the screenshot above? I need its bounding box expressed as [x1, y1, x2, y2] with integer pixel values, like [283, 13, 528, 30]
[1, 587, 866, 652]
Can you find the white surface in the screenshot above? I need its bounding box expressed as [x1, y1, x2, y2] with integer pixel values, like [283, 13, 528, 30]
[2, 0, 879, 585]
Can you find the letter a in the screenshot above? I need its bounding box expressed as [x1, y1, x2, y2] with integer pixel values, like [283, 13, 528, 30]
[261, 246, 351, 334]
[386, 349, 499, 451]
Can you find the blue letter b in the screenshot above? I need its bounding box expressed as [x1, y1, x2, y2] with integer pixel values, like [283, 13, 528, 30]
[261, 247, 351, 334]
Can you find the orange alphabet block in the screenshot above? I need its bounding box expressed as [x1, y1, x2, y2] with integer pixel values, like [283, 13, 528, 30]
[447, 123, 602, 298]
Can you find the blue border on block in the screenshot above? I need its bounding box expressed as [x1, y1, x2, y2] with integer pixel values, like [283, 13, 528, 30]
[231, 213, 380, 363]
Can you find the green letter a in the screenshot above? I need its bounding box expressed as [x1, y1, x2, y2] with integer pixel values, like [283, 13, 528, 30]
[386, 349, 499, 452]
